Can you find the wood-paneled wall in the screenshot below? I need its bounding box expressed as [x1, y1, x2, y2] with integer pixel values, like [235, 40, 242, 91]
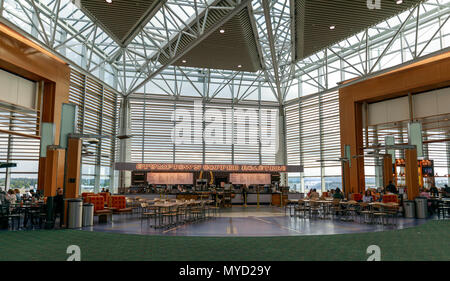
[0, 24, 70, 195]
[339, 52, 450, 194]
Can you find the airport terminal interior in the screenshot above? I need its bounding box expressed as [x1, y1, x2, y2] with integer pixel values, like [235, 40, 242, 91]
[0, 0, 449, 261]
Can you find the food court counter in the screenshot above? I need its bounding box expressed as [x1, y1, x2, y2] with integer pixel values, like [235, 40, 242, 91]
[123, 192, 304, 205]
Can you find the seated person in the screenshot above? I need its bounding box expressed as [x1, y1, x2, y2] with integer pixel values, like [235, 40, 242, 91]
[444, 184, 450, 197]
[308, 189, 320, 200]
[362, 190, 373, 203]
[429, 185, 439, 197]
[333, 188, 344, 200]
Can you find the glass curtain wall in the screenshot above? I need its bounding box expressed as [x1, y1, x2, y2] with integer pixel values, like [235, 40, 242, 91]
[69, 69, 120, 193]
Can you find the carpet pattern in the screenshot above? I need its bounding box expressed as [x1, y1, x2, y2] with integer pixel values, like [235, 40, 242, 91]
[0, 220, 448, 261]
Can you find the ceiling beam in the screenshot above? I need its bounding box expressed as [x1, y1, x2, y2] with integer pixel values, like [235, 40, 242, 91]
[125, 0, 253, 96]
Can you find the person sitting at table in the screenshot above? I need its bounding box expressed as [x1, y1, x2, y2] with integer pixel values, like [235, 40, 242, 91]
[0, 189, 6, 205]
[444, 184, 450, 197]
[306, 188, 312, 198]
[5, 189, 16, 210]
[362, 190, 373, 203]
[333, 188, 344, 200]
[429, 185, 439, 197]
[308, 189, 320, 200]
[329, 189, 335, 197]
[14, 189, 21, 202]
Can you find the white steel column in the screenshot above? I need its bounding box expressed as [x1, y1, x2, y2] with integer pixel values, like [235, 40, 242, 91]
[118, 97, 132, 189]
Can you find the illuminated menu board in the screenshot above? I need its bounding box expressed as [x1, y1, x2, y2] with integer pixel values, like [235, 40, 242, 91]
[115, 162, 303, 173]
[147, 173, 193, 185]
[229, 173, 271, 185]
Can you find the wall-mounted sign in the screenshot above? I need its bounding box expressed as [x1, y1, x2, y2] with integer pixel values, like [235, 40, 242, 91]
[115, 162, 303, 173]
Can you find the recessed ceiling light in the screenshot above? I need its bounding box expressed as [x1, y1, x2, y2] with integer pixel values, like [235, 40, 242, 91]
[396, 0, 403, 4]
[220, 29, 225, 33]
[329, 25, 336, 30]
[182, 60, 187, 63]
[237, 65, 242, 68]
[105, 0, 113, 3]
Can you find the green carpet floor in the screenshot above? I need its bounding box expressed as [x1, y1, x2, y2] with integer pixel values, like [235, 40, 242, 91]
[0, 220, 448, 261]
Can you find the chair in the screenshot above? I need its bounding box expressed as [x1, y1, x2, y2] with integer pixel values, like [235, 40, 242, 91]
[384, 203, 399, 225]
[308, 200, 321, 219]
[99, 192, 111, 207]
[190, 202, 206, 222]
[330, 199, 343, 220]
[223, 191, 232, 208]
[294, 200, 308, 218]
[342, 200, 358, 222]
[437, 201, 450, 219]
[162, 206, 179, 228]
[372, 203, 388, 225]
[86, 196, 112, 223]
[359, 202, 374, 224]
[110, 195, 133, 215]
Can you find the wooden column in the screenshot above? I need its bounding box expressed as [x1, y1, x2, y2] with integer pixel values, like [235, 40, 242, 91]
[44, 147, 65, 197]
[383, 154, 393, 188]
[65, 137, 82, 199]
[405, 148, 419, 200]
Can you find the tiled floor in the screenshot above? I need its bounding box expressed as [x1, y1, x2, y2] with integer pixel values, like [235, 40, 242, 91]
[81, 206, 428, 237]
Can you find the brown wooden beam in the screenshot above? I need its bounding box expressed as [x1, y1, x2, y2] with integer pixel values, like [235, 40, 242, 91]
[405, 148, 419, 200]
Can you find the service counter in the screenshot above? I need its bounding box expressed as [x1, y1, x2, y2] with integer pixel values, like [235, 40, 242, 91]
[123, 192, 304, 206]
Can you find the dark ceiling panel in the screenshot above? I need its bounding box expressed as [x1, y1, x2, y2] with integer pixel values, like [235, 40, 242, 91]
[170, 8, 262, 72]
[80, 0, 158, 44]
[295, 0, 423, 60]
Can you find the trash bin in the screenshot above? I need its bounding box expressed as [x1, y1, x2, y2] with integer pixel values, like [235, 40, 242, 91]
[67, 199, 83, 228]
[82, 203, 94, 227]
[415, 197, 428, 219]
[403, 200, 415, 218]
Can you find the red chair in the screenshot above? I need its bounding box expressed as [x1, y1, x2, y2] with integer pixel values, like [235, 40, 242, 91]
[98, 192, 111, 206]
[110, 195, 132, 214]
[86, 196, 112, 215]
[382, 194, 398, 203]
[81, 192, 95, 202]
[352, 193, 362, 201]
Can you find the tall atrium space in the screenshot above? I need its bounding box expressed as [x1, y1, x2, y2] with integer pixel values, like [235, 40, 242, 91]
[0, 0, 449, 267]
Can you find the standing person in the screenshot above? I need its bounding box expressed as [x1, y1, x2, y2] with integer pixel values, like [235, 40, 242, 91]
[385, 181, 397, 194]
[241, 184, 249, 206]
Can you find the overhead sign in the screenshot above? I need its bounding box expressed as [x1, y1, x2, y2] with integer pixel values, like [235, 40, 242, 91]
[114, 162, 303, 173]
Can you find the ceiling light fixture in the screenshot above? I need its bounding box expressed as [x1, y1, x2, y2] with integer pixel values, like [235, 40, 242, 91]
[329, 25, 336, 30]
[396, 0, 403, 4]
[182, 60, 187, 63]
[237, 65, 242, 68]
[105, 0, 113, 3]
[220, 29, 225, 33]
